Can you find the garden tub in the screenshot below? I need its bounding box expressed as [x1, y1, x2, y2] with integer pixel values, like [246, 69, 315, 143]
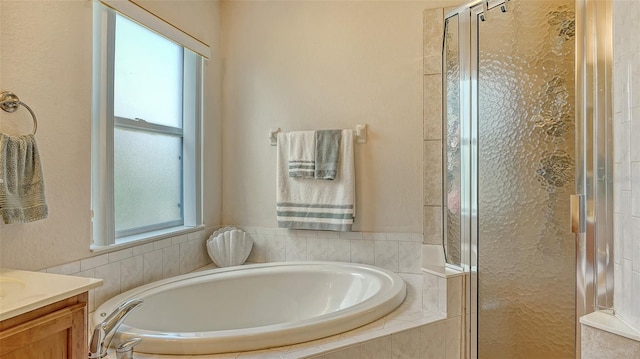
[94, 261, 406, 355]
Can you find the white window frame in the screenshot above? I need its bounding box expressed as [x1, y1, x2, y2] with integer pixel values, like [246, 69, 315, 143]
[91, 1, 203, 249]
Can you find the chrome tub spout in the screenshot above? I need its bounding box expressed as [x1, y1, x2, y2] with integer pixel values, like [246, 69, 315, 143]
[88, 298, 143, 359]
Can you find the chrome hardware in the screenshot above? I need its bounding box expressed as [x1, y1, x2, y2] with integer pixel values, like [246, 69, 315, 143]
[268, 125, 369, 146]
[116, 338, 142, 359]
[0, 91, 19, 113]
[480, 1, 489, 21]
[570, 194, 586, 234]
[269, 127, 281, 146]
[0, 91, 38, 135]
[500, 0, 509, 13]
[88, 298, 143, 359]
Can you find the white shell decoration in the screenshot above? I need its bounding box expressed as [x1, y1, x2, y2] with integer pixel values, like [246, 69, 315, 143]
[206, 227, 253, 267]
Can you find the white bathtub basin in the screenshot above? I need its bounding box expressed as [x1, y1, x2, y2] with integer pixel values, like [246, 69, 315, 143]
[94, 261, 406, 355]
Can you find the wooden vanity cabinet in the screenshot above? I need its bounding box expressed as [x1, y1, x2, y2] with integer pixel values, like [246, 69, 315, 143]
[0, 293, 88, 359]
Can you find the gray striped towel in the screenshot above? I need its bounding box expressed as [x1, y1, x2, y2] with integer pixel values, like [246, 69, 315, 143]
[276, 130, 355, 231]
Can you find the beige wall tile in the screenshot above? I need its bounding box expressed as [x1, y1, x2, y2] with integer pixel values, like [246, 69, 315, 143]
[361, 336, 392, 359]
[120, 255, 144, 293]
[424, 140, 443, 206]
[424, 55, 442, 75]
[420, 320, 446, 359]
[445, 317, 462, 359]
[423, 205, 443, 245]
[423, 8, 444, 57]
[391, 327, 421, 359]
[324, 345, 361, 359]
[582, 325, 640, 359]
[424, 75, 443, 140]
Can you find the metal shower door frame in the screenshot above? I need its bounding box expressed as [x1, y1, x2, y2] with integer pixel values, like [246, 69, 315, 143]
[575, 2, 614, 358]
[442, 0, 613, 358]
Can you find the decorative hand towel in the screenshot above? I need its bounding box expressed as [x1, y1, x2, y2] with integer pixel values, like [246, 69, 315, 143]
[288, 131, 316, 178]
[314, 130, 341, 180]
[276, 129, 355, 231]
[0, 133, 48, 224]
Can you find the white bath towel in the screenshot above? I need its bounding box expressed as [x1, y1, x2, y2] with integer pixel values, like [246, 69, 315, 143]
[288, 131, 316, 179]
[0, 133, 48, 224]
[276, 129, 355, 231]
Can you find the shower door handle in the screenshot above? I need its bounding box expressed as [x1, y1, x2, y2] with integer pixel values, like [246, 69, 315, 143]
[570, 194, 586, 234]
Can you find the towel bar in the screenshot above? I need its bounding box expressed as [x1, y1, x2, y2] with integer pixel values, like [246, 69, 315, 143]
[0, 91, 38, 135]
[269, 125, 367, 146]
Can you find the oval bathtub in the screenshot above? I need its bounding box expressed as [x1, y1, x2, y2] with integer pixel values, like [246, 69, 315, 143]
[94, 261, 406, 355]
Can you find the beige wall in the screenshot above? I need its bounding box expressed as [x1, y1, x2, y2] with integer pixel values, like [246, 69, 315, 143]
[220, 0, 460, 233]
[0, 0, 466, 271]
[0, 0, 222, 271]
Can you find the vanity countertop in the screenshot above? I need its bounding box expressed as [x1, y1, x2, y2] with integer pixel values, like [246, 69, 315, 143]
[0, 268, 102, 321]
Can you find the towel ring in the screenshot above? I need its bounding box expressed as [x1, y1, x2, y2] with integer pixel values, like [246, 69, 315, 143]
[0, 91, 38, 135]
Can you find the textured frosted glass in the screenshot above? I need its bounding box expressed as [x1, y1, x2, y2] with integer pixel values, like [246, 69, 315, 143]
[444, 15, 462, 266]
[114, 15, 183, 128]
[477, 1, 575, 358]
[114, 128, 182, 233]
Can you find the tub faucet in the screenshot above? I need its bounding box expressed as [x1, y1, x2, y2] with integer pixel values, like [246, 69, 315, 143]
[88, 298, 143, 359]
[115, 338, 142, 359]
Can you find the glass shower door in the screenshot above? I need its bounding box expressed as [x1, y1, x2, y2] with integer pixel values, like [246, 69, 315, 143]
[472, 1, 576, 358]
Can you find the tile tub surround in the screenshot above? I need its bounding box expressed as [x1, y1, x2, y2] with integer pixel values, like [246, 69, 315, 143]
[45, 227, 439, 358]
[240, 227, 425, 275]
[44, 227, 426, 313]
[581, 313, 640, 359]
[422, 268, 464, 319]
[99, 275, 463, 359]
[121, 244, 461, 358]
[582, 326, 640, 359]
[45, 228, 213, 313]
[57, 228, 462, 359]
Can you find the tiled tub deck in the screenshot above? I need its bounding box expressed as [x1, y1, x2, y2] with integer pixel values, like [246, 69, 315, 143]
[101, 266, 464, 359]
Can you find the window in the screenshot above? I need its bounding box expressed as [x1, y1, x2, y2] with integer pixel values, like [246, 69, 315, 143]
[92, 2, 203, 247]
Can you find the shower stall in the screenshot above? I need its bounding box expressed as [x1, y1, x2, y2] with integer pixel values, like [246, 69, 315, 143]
[440, 0, 612, 358]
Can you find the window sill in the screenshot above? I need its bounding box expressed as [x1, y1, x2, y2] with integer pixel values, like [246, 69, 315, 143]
[90, 224, 206, 253]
